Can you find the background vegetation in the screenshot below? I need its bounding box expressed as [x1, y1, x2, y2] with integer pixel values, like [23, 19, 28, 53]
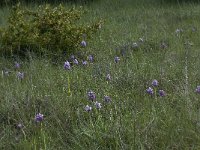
[1, 0, 200, 149]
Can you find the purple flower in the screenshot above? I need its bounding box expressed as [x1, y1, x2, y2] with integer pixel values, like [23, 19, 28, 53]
[88, 55, 93, 62]
[87, 91, 96, 101]
[95, 101, 102, 109]
[73, 59, 79, 65]
[14, 62, 20, 69]
[35, 113, 44, 122]
[152, 79, 158, 87]
[81, 40, 87, 47]
[195, 86, 200, 94]
[159, 90, 166, 97]
[104, 95, 111, 102]
[64, 61, 71, 70]
[82, 61, 88, 66]
[17, 72, 24, 80]
[114, 56, 120, 63]
[146, 87, 153, 95]
[85, 105, 92, 112]
[106, 74, 111, 81]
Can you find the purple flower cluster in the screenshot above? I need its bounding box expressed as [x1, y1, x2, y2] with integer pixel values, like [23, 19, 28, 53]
[159, 90, 166, 97]
[146, 79, 166, 97]
[64, 54, 94, 70]
[14, 62, 20, 69]
[146, 87, 154, 95]
[152, 79, 158, 87]
[87, 90, 96, 101]
[35, 113, 44, 123]
[81, 40, 87, 47]
[2, 62, 26, 79]
[85, 90, 112, 112]
[15, 61, 24, 80]
[17, 72, 24, 80]
[64, 61, 71, 70]
[114, 56, 120, 63]
[73, 59, 79, 65]
[196, 86, 200, 94]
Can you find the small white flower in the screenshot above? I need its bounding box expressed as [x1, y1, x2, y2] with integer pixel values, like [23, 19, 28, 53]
[85, 105, 92, 112]
[106, 74, 111, 81]
[175, 28, 183, 35]
[95, 101, 102, 109]
[132, 42, 138, 48]
[139, 38, 144, 43]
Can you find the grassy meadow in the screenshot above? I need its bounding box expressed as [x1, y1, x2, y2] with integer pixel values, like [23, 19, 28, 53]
[1, 0, 200, 149]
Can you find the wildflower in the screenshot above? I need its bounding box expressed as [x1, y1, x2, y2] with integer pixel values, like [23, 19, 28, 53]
[175, 29, 180, 33]
[14, 62, 20, 69]
[82, 61, 88, 66]
[95, 101, 102, 109]
[175, 28, 183, 35]
[2, 69, 10, 77]
[70, 55, 75, 60]
[17, 72, 24, 80]
[114, 56, 120, 63]
[159, 90, 166, 97]
[73, 59, 79, 65]
[139, 38, 144, 43]
[146, 87, 153, 95]
[35, 113, 44, 122]
[16, 123, 23, 129]
[85, 105, 92, 112]
[196, 86, 200, 94]
[192, 27, 197, 32]
[132, 42, 138, 48]
[81, 40, 87, 47]
[88, 55, 93, 62]
[87, 91, 96, 101]
[160, 42, 168, 49]
[104, 95, 111, 102]
[106, 74, 111, 81]
[152, 79, 158, 87]
[64, 61, 71, 70]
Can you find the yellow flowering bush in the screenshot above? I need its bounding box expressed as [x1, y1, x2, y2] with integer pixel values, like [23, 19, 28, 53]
[0, 3, 102, 57]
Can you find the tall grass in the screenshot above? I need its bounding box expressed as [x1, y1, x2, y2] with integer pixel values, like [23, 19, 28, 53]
[1, 0, 200, 149]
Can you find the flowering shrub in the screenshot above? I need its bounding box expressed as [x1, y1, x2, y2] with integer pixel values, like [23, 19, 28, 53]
[0, 4, 103, 57]
[0, 0, 96, 7]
